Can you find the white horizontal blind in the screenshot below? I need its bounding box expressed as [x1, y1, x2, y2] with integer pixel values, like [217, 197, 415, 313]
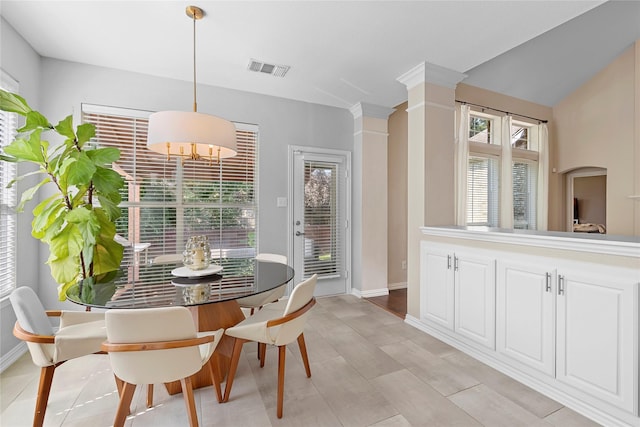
[82, 105, 258, 285]
[513, 161, 537, 230]
[303, 160, 342, 279]
[0, 71, 18, 298]
[467, 156, 499, 227]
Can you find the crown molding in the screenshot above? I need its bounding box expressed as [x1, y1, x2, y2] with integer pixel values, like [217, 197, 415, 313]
[397, 61, 468, 90]
[350, 102, 395, 119]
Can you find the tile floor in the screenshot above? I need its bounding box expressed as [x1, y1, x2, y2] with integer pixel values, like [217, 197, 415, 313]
[1, 295, 601, 426]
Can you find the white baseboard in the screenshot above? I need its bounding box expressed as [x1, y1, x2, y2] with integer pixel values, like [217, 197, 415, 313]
[351, 288, 389, 298]
[388, 282, 407, 290]
[0, 342, 27, 373]
[404, 315, 638, 427]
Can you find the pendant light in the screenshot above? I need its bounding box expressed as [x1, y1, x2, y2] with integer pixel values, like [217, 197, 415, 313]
[147, 5, 237, 164]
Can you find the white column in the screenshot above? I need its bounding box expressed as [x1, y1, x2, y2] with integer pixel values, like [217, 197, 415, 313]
[351, 102, 395, 297]
[397, 62, 466, 317]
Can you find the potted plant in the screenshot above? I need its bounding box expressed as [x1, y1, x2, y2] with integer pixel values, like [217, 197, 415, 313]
[0, 90, 125, 300]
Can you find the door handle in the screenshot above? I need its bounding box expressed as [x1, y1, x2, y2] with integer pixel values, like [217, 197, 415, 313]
[558, 275, 565, 295]
[295, 231, 305, 236]
[545, 272, 551, 293]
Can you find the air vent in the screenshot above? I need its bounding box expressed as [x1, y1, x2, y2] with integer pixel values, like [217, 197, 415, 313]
[247, 59, 290, 77]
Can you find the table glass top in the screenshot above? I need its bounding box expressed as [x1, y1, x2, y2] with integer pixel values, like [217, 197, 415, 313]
[66, 259, 295, 309]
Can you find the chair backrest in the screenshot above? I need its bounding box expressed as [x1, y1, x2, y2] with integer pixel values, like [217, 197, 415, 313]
[273, 274, 317, 346]
[255, 253, 287, 264]
[152, 253, 183, 264]
[9, 287, 53, 336]
[9, 287, 56, 366]
[105, 307, 203, 384]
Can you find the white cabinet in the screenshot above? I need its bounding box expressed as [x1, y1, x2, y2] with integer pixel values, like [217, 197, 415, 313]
[496, 257, 638, 413]
[496, 259, 556, 376]
[556, 266, 637, 413]
[421, 242, 496, 349]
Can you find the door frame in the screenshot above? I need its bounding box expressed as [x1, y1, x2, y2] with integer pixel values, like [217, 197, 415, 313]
[287, 145, 352, 295]
[565, 167, 607, 232]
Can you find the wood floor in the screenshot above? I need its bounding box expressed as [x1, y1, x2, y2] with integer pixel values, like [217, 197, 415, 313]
[1, 295, 600, 426]
[365, 289, 407, 318]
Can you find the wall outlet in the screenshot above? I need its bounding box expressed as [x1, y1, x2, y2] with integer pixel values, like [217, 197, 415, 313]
[401, 260, 407, 270]
[276, 197, 287, 207]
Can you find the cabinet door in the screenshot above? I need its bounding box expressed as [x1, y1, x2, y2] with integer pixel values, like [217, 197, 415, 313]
[496, 259, 555, 376]
[454, 252, 496, 349]
[420, 243, 454, 330]
[556, 266, 637, 413]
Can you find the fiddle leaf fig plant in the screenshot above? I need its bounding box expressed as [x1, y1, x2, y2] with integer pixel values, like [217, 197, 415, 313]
[0, 90, 125, 300]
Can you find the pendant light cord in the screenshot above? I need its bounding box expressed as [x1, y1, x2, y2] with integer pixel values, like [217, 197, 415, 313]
[192, 11, 197, 113]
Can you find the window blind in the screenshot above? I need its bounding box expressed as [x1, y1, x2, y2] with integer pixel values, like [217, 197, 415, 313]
[513, 161, 537, 230]
[0, 71, 18, 298]
[467, 156, 499, 227]
[303, 160, 343, 279]
[82, 105, 258, 285]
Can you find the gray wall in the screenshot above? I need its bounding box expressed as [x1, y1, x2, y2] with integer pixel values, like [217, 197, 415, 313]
[0, 17, 41, 368]
[0, 17, 354, 362]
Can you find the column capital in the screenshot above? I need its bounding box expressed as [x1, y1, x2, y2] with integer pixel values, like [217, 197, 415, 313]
[397, 61, 467, 90]
[350, 102, 396, 120]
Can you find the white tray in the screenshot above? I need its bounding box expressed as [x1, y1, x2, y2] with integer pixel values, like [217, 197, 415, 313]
[171, 265, 223, 278]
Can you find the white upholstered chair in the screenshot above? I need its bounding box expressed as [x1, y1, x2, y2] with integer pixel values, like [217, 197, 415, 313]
[223, 274, 317, 418]
[101, 307, 223, 427]
[236, 253, 288, 316]
[9, 286, 106, 427]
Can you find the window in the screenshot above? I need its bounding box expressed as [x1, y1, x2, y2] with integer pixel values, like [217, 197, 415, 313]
[463, 110, 541, 229]
[0, 71, 18, 298]
[82, 105, 258, 284]
[466, 112, 502, 227]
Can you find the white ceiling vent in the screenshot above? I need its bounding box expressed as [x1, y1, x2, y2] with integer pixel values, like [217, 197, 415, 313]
[248, 59, 290, 77]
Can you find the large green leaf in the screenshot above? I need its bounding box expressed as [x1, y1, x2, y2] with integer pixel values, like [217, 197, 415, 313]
[6, 169, 45, 189]
[49, 224, 83, 259]
[19, 111, 51, 133]
[86, 147, 120, 165]
[66, 152, 96, 186]
[66, 207, 100, 268]
[3, 130, 46, 164]
[32, 196, 65, 238]
[54, 115, 75, 140]
[0, 90, 31, 115]
[92, 166, 124, 195]
[17, 177, 50, 213]
[49, 253, 80, 291]
[97, 194, 121, 221]
[76, 123, 95, 147]
[92, 209, 123, 275]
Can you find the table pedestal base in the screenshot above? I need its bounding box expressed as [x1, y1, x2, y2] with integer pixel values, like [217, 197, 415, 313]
[165, 300, 245, 395]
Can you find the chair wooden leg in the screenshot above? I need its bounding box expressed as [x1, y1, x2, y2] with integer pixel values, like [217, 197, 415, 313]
[277, 345, 286, 419]
[259, 343, 267, 368]
[222, 338, 246, 403]
[207, 359, 223, 403]
[297, 333, 312, 378]
[146, 384, 154, 408]
[181, 377, 199, 427]
[113, 382, 136, 427]
[33, 365, 55, 427]
[113, 375, 124, 397]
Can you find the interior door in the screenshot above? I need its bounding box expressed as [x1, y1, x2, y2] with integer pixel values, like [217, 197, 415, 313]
[290, 146, 350, 296]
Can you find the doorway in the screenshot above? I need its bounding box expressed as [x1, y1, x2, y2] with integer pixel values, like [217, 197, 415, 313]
[289, 146, 351, 296]
[566, 167, 607, 232]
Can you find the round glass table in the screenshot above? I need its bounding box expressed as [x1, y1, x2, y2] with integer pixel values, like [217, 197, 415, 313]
[66, 258, 294, 395]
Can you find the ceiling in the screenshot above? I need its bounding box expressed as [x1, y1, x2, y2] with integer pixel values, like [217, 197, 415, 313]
[1, 1, 638, 110]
